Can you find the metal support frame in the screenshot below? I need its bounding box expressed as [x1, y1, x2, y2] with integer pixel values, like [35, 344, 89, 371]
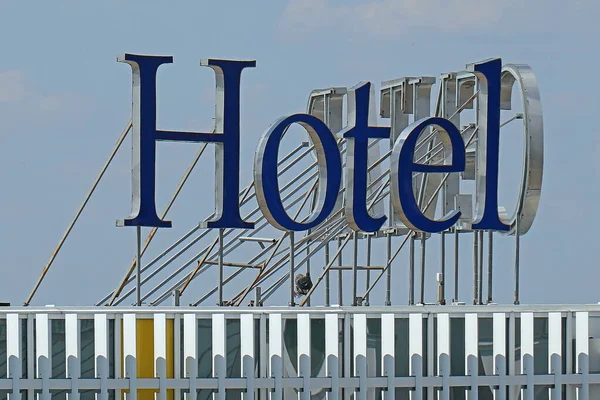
[454, 228, 459, 303]
[365, 235, 372, 306]
[409, 234, 415, 306]
[352, 232, 358, 306]
[473, 231, 479, 305]
[478, 230, 484, 305]
[514, 219, 520, 305]
[338, 237, 343, 306]
[487, 231, 493, 304]
[218, 228, 224, 306]
[419, 234, 426, 305]
[88, 71, 531, 310]
[440, 231, 446, 305]
[289, 232, 296, 307]
[136, 226, 142, 306]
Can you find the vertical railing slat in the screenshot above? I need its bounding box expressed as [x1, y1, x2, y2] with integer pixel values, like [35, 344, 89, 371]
[7, 313, 21, 400]
[123, 313, 137, 400]
[35, 313, 51, 400]
[508, 313, 516, 400]
[465, 313, 478, 400]
[576, 311, 589, 400]
[566, 311, 575, 400]
[297, 314, 311, 400]
[173, 313, 181, 400]
[343, 314, 351, 400]
[353, 314, 367, 400]
[183, 313, 197, 400]
[520, 312, 534, 400]
[259, 313, 267, 400]
[241, 314, 255, 400]
[27, 314, 34, 400]
[154, 313, 167, 400]
[548, 312, 562, 400]
[94, 313, 109, 400]
[65, 313, 80, 400]
[114, 314, 122, 400]
[212, 314, 226, 400]
[492, 313, 506, 400]
[437, 313, 450, 400]
[409, 313, 423, 400]
[426, 314, 434, 400]
[381, 313, 395, 400]
[325, 313, 339, 400]
[269, 313, 283, 400]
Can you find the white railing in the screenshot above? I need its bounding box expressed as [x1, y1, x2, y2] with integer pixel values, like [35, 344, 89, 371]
[0, 305, 600, 400]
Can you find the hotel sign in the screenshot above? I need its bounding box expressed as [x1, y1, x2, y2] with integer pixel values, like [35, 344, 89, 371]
[118, 54, 543, 235]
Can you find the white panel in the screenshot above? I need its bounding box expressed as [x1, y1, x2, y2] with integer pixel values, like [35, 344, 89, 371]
[183, 314, 197, 400]
[269, 313, 283, 400]
[298, 314, 311, 400]
[123, 314, 137, 371]
[353, 314, 367, 400]
[35, 313, 50, 374]
[123, 313, 137, 400]
[114, 314, 122, 400]
[508, 313, 517, 400]
[576, 312, 589, 400]
[26, 314, 34, 400]
[493, 313, 506, 400]
[437, 313, 450, 400]
[65, 314, 80, 400]
[241, 314, 255, 400]
[520, 313, 534, 400]
[36, 313, 51, 400]
[426, 315, 434, 400]
[173, 314, 181, 400]
[409, 313, 423, 400]
[94, 313, 109, 400]
[212, 313, 226, 400]
[154, 313, 167, 369]
[94, 314, 108, 369]
[325, 314, 339, 400]
[7, 313, 21, 400]
[154, 313, 167, 400]
[465, 313, 478, 400]
[548, 312, 562, 400]
[381, 313, 395, 400]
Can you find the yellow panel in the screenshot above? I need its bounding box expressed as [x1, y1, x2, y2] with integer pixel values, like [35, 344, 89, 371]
[122, 318, 175, 400]
[137, 319, 154, 400]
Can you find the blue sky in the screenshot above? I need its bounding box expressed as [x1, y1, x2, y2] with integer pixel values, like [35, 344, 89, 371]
[0, 0, 598, 306]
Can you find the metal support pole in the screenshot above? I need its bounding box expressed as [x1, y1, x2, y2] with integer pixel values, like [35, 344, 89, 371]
[352, 231, 358, 306]
[419, 235, 426, 305]
[25, 120, 132, 306]
[255, 287, 261, 307]
[409, 234, 415, 305]
[136, 226, 142, 306]
[453, 228, 459, 302]
[306, 237, 311, 307]
[325, 241, 330, 306]
[473, 231, 479, 305]
[365, 235, 372, 306]
[172, 289, 180, 306]
[385, 233, 392, 306]
[478, 230, 484, 305]
[218, 228, 224, 306]
[338, 237, 343, 306]
[440, 231, 446, 305]
[289, 231, 296, 307]
[514, 219, 520, 305]
[487, 231, 493, 304]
